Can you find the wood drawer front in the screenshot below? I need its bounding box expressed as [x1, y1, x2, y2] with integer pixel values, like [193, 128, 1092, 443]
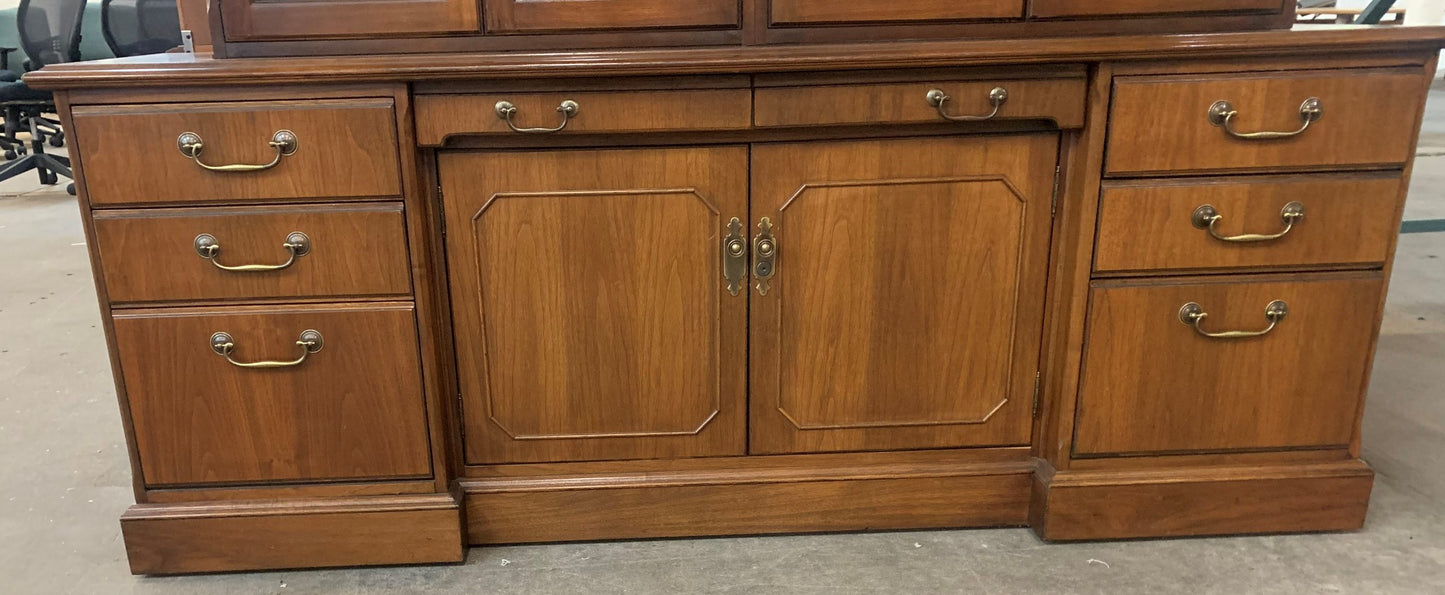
[72, 99, 401, 206]
[1031, 0, 1282, 19]
[484, 0, 739, 33]
[414, 89, 751, 145]
[754, 77, 1086, 129]
[1105, 69, 1426, 175]
[771, 0, 1023, 25]
[220, 0, 480, 41]
[1074, 274, 1382, 456]
[1094, 175, 1405, 274]
[94, 203, 412, 304]
[115, 304, 432, 486]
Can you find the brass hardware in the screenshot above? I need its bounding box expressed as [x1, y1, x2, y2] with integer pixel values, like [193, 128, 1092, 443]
[209, 329, 324, 369]
[1178, 300, 1289, 339]
[1191, 202, 1305, 243]
[925, 87, 1008, 122]
[722, 217, 748, 296]
[176, 130, 298, 172]
[752, 217, 776, 296]
[1208, 97, 1322, 139]
[194, 231, 310, 272]
[494, 99, 579, 133]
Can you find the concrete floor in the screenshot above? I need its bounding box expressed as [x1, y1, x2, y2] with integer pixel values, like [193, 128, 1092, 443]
[4, 92, 1445, 593]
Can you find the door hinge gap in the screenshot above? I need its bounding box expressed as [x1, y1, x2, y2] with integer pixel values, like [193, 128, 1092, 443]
[1050, 166, 1061, 216]
[1032, 372, 1042, 418]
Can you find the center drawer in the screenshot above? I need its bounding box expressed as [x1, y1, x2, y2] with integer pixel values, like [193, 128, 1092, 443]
[753, 74, 1086, 129]
[93, 203, 413, 304]
[114, 303, 433, 486]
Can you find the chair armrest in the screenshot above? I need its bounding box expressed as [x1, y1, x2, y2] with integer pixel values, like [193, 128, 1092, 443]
[0, 48, 16, 72]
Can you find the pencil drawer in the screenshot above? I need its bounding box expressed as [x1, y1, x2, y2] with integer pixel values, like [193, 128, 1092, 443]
[72, 98, 402, 206]
[413, 88, 751, 144]
[1073, 274, 1383, 456]
[1105, 68, 1426, 175]
[1093, 174, 1405, 274]
[113, 303, 433, 486]
[94, 203, 412, 304]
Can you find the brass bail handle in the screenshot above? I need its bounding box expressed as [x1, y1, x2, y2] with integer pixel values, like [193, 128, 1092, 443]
[1178, 300, 1289, 339]
[495, 99, 580, 133]
[1208, 97, 1323, 140]
[177, 130, 299, 172]
[1191, 202, 1305, 243]
[210, 329, 324, 369]
[194, 231, 311, 272]
[926, 87, 1008, 122]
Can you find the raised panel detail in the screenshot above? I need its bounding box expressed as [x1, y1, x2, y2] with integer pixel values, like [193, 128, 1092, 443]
[440, 147, 748, 464]
[749, 135, 1059, 454]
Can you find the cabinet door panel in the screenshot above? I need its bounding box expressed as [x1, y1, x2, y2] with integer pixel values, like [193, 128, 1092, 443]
[220, 0, 480, 40]
[771, 0, 1023, 25]
[484, 0, 740, 33]
[441, 147, 747, 464]
[749, 135, 1058, 454]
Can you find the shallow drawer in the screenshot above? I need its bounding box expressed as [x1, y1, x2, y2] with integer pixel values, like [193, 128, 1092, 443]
[414, 89, 751, 145]
[94, 203, 412, 304]
[1074, 274, 1382, 456]
[754, 76, 1086, 129]
[72, 98, 401, 206]
[770, 0, 1022, 25]
[1094, 174, 1404, 274]
[1031, 0, 1281, 19]
[115, 303, 432, 486]
[1106, 68, 1425, 175]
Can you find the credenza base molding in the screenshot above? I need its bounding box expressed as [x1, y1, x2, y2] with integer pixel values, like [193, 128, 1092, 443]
[1030, 459, 1375, 541]
[120, 493, 466, 575]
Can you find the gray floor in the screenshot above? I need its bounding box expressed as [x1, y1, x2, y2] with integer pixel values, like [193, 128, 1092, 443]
[5, 93, 1445, 594]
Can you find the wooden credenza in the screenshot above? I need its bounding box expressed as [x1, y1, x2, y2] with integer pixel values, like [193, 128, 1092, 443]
[25, 3, 1445, 574]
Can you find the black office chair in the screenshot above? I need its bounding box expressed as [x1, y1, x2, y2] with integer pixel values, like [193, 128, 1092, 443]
[0, 0, 84, 194]
[102, 0, 181, 57]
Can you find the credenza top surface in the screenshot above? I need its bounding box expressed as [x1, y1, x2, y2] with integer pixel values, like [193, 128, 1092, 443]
[26, 25, 1445, 90]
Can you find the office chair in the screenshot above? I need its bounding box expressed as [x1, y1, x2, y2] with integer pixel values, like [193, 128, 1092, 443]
[0, 0, 85, 194]
[102, 0, 181, 57]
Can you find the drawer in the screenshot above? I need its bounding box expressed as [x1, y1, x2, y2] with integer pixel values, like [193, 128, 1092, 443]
[1094, 175, 1404, 274]
[414, 89, 751, 145]
[754, 76, 1086, 129]
[1032, 0, 1282, 19]
[72, 98, 401, 206]
[93, 203, 412, 304]
[114, 303, 432, 486]
[1074, 274, 1382, 456]
[771, 0, 1021, 25]
[1105, 69, 1426, 175]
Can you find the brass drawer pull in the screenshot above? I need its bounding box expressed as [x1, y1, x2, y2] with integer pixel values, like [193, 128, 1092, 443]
[1191, 202, 1305, 243]
[209, 329, 324, 369]
[193, 231, 310, 272]
[494, 99, 579, 133]
[722, 217, 748, 296]
[177, 130, 299, 172]
[752, 217, 776, 296]
[1178, 300, 1289, 339]
[926, 87, 1008, 122]
[1208, 97, 1322, 140]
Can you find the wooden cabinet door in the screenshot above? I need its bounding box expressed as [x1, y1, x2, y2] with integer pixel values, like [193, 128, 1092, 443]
[441, 147, 748, 464]
[749, 135, 1058, 454]
[483, 0, 740, 33]
[771, 0, 1023, 25]
[219, 0, 480, 40]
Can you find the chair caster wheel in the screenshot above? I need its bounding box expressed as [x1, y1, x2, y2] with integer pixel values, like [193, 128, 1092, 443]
[66, 183, 76, 196]
[49, 135, 63, 147]
[3, 150, 15, 160]
[40, 171, 57, 185]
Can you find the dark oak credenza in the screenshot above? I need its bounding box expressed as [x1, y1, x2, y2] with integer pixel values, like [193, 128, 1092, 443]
[25, 0, 1445, 574]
